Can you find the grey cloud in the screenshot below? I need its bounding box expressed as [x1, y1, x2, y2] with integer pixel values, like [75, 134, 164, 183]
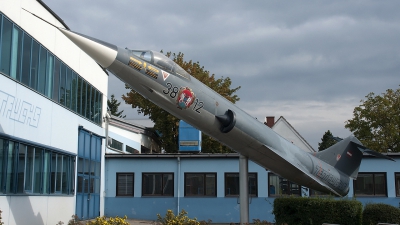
[44, 0, 400, 148]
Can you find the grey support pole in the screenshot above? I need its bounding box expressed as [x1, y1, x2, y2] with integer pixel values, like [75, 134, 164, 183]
[239, 154, 249, 224]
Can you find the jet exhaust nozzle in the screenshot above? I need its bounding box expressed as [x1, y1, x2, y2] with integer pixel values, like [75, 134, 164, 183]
[216, 109, 236, 133]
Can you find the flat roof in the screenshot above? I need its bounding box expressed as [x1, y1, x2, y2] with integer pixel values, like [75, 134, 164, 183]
[105, 152, 400, 159]
[105, 153, 241, 159]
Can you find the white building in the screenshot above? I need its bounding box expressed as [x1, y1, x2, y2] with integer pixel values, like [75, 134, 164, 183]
[0, 0, 108, 224]
[265, 116, 315, 152]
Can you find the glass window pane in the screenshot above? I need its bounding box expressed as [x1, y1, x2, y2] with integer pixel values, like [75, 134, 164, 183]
[77, 176, 83, 193]
[59, 63, 66, 105]
[0, 17, 12, 75]
[50, 153, 57, 193]
[69, 156, 75, 194]
[11, 26, 23, 80]
[225, 173, 239, 196]
[95, 138, 101, 162]
[77, 157, 84, 174]
[33, 148, 42, 193]
[269, 173, 299, 196]
[57, 154, 64, 193]
[71, 72, 77, 112]
[396, 173, 400, 197]
[21, 33, 32, 86]
[37, 46, 47, 95]
[374, 174, 386, 196]
[91, 87, 96, 120]
[94, 178, 100, 194]
[94, 90, 100, 124]
[110, 138, 123, 151]
[6, 141, 16, 193]
[205, 174, 216, 196]
[268, 174, 279, 196]
[81, 80, 87, 117]
[90, 136, 97, 161]
[30, 40, 39, 90]
[97, 92, 102, 124]
[117, 173, 133, 196]
[142, 174, 162, 195]
[84, 159, 89, 175]
[0, 139, 4, 193]
[45, 53, 54, 98]
[185, 174, 204, 196]
[42, 151, 50, 194]
[86, 85, 92, 119]
[89, 178, 94, 193]
[25, 146, 34, 191]
[249, 174, 257, 196]
[52, 58, 60, 102]
[61, 155, 68, 194]
[354, 174, 374, 196]
[163, 174, 173, 196]
[17, 144, 26, 193]
[65, 68, 72, 108]
[77, 76, 82, 114]
[95, 162, 100, 177]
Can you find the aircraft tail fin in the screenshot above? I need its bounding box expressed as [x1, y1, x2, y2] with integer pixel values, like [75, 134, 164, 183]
[314, 136, 394, 179]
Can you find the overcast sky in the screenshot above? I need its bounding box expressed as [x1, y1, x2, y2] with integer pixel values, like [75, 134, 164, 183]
[44, 1, 400, 150]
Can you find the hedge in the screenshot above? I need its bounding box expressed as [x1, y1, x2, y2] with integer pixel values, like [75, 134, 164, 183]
[273, 197, 362, 225]
[362, 203, 400, 225]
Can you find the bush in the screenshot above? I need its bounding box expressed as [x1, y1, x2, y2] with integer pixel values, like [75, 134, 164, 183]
[362, 203, 400, 225]
[66, 215, 128, 225]
[273, 197, 362, 225]
[157, 209, 200, 225]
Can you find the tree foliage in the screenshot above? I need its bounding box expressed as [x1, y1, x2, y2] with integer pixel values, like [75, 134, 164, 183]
[107, 94, 126, 118]
[122, 52, 241, 153]
[318, 130, 337, 151]
[345, 86, 400, 152]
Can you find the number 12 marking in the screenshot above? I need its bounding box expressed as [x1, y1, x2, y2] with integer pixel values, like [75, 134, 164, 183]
[193, 99, 203, 113]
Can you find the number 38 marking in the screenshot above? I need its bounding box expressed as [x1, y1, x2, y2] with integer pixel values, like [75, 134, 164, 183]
[162, 82, 204, 113]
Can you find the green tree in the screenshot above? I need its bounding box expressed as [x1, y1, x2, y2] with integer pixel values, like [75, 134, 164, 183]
[122, 52, 241, 153]
[318, 130, 337, 151]
[345, 86, 400, 152]
[107, 94, 126, 118]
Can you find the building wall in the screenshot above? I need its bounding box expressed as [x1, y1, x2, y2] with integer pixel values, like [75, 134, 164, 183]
[107, 126, 142, 153]
[0, 1, 108, 224]
[104, 155, 400, 223]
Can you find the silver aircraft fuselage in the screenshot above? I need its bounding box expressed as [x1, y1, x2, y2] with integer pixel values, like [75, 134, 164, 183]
[58, 28, 352, 196]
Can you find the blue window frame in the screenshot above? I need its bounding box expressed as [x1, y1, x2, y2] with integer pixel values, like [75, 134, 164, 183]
[0, 136, 75, 195]
[0, 13, 103, 125]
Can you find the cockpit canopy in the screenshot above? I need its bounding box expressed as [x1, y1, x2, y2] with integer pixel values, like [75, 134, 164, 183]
[131, 50, 190, 79]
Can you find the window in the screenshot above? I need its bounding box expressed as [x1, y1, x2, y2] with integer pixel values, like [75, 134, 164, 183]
[0, 13, 103, 125]
[185, 173, 216, 196]
[21, 33, 32, 86]
[309, 189, 331, 197]
[225, 173, 257, 197]
[0, 17, 12, 75]
[268, 173, 300, 196]
[142, 173, 174, 196]
[354, 173, 386, 196]
[0, 137, 75, 195]
[126, 145, 139, 154]
[396, 173, 400, 197]
[110, 139, 123, 151]
[116, 173, 134, 196]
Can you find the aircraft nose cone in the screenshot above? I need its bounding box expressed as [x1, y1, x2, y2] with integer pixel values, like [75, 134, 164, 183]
[59, 29, 118, 68]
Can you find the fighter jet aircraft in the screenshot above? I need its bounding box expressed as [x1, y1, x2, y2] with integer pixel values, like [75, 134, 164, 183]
[26, 10, 394, 196]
